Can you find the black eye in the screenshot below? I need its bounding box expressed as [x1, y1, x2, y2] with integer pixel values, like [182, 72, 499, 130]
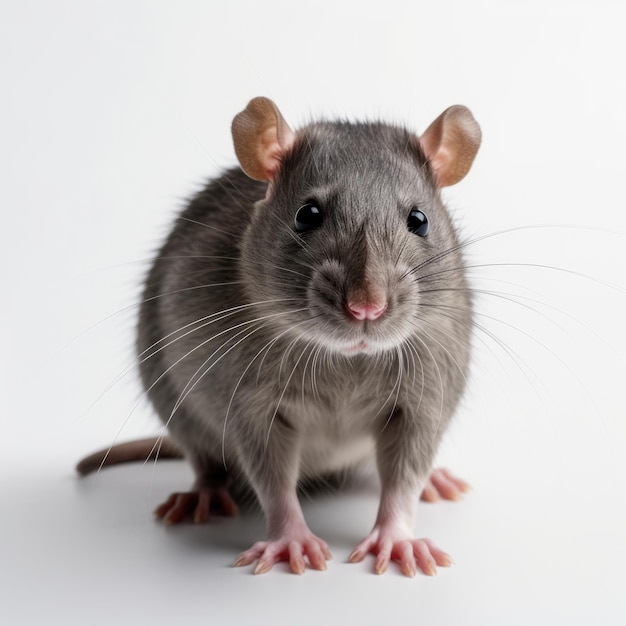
[407, 208, 429, 236]
[294, 202, 323, 233]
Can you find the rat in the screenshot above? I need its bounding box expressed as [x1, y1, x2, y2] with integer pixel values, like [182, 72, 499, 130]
[77, 97, 481, 577]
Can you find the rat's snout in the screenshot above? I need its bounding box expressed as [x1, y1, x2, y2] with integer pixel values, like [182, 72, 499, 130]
[345, 290, 388, 321]
[345, 299, 387, 321]
[340, 231, 391, 322]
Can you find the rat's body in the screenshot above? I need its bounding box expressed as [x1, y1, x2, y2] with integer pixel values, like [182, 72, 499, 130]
[78, 99, 481, 576]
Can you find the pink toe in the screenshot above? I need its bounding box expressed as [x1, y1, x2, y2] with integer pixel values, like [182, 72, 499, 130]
[413, 541, 437, 576]
[399, 543, 417, 578]
[427, 468, 471, 501]
[421, 480, 440, 502]
[374, 540, 392, 575]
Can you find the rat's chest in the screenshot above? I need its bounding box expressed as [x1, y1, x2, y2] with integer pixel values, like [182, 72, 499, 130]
[281, 382, 393, 476]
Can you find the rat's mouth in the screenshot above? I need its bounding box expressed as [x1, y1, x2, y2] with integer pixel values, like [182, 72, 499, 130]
[344, 340, 369, 354]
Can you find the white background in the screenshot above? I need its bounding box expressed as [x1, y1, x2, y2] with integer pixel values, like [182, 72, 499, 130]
[2, 0, 626, 624]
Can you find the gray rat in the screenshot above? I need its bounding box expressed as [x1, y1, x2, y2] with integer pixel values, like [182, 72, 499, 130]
[77, 97, 481, 577]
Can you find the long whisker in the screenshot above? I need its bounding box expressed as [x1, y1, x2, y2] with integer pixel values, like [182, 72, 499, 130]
[57, 280, 247, 361]
[409, 319, 470, 389]
[422, 285, 626, 366]
[220, 324, 314, 468]
[265, 329, 313, 449]
[77, 299, 300, 421]
[167, 308, 309, 423]
[419, 302, 556, 413]
[95, 309, 302, 472]
[406, 223, 626, 280]
[148, 320, 276, 464]
[415, 262, 626, 297]
[409, 325, 446, 439]
[380, 349, 404, 431]
[417, 303, 548, 425]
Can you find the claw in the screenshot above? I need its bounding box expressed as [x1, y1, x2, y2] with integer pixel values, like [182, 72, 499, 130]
[350, 525, 452, 577]
[154, 487, 238, 525]
[234, 530, 332, 575]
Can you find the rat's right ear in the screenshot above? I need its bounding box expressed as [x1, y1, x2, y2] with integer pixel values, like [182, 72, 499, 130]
[232, 97, 295, 181]
[419, 106, 481, 187]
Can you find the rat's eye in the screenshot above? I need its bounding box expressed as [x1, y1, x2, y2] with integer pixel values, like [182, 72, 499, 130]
[294, 203, 323, 233]
[407, 208, 429, 236]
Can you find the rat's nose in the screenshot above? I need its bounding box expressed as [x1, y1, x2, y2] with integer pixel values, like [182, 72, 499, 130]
[346, 300, 388, 321]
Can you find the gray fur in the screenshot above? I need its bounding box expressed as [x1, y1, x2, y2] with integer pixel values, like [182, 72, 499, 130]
[137, 119, 472, 516]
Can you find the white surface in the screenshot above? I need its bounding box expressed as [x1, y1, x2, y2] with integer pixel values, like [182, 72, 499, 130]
[2, 1, 626, 624]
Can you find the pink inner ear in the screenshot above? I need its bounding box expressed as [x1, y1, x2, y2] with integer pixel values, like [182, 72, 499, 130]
[276, 118, 295, 154]
[427, 145, 454, 187]
[419, 132, 439, 163]
[263, 149, 283, 180]
[257, 125, 284, 179]
[419, 124, 447, 186]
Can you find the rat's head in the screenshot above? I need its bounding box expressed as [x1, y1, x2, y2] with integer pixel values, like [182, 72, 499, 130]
[233, 98, 481, 356]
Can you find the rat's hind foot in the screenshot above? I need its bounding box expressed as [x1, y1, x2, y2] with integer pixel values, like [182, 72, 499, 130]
[420, 467, 471, 502]
[233, 527, 332, 575]
[154, 486, 239, 524]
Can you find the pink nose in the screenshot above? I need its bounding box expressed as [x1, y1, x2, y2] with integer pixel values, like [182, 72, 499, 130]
[346, 301, 387, 321]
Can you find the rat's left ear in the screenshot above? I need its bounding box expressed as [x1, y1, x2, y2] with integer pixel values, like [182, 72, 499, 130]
[231, 97, 295, 181]
[419, 106, 481, 187]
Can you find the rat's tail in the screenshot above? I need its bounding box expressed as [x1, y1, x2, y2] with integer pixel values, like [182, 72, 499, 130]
[76, 436, 184, 476]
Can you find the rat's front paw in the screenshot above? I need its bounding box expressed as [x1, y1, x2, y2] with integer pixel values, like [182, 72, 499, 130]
[233, 530, 332, 575]
[349, 527, 452, 577]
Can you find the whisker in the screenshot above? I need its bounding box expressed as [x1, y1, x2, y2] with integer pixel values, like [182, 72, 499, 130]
[407, 223, 626, 280]
[415, 262, 626, 297]
[415, 303, 546, 428]
[380, 349, 404, 431]
[221, 324, 313, 469]
[419, 302, 557, 414]
[265, 329, 312, 449]
[408, 319, 470, 389]
[410, 325, 447, 439]
[177, 215, 237, 238]
[422, 284, 625, 366]
[95, 309, 304, 471]
[57, 280, 249, 362]
[168, 308, 309, 421]
[163, 320, 280, 439]
[77, 298, 301, 421]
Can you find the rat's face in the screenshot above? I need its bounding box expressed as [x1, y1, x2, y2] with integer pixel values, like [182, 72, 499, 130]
[240, 123, 467, 357]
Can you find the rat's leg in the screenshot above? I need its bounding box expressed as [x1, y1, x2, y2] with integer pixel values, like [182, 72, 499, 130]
[232, 492, 332, 575]
[154, 454, 238, 524]
[349, 409, 453, 577]
[421, 467, 471, 502]
[231, 412, 332, 575]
